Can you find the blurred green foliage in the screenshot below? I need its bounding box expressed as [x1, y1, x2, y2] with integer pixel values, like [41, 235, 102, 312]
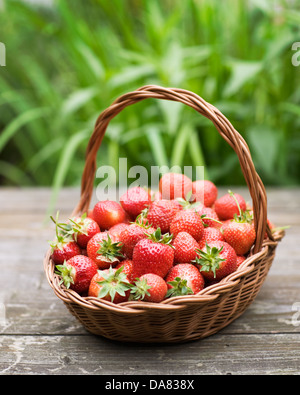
[0, 0, 300, 198]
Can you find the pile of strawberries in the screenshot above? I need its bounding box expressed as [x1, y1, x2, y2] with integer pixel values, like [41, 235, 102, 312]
[50, 173, 273, 304]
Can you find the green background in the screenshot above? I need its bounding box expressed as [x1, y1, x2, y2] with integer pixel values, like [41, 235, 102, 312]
[1, 0, 300, 198]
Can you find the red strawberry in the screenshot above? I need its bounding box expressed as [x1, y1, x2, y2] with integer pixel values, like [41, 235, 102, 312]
[218, 192, 256, 256]
[191, 180, 218, 207]
[165, 263, 205, 297]
[194, 240, 237, 282]
[130, 273, 168, 303]
[170, 210, 204, 241]
[264, 218, 275, 239]
[119, 222, 156, 259]
[50, 237, 81, 265]
[159, 172, 193, 200]
[119, 186, 152, 218]
[146, 199, 181, 233]
[87, 232, 124, 269]
[92, 200, 128, 230]
[88, 266, 132, 303]
[132, 228, 174, 278]
[220, 219, 233, 230]
[87, 209, 96, 220]
[55, 255, 98, 294]
[108, 222, 130, 240]
[237, 255, 246, 267]
[222, 221, 256, 255]
[172, 231, 199, 263]
[199, 227, 225, 249]
[198, 227, 225, 249]
[69, 214, 100, 248]
[267, 219, 275, 230]
[214, 191, 247, 220]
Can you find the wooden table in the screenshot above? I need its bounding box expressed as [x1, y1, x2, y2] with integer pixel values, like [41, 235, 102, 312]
[0, 186, 299, 376]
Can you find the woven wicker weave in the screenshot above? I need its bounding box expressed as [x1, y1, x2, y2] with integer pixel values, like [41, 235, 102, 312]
[44, 85, 284, 343]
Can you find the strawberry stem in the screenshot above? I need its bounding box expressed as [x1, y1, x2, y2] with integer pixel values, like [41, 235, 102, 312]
[228, 190, 253, 224]
[271, 225, 290, 232]
[49, 211, 74, 250]
[228, 190, 242, 217]
[147, 227, 173, 246]
[50, 212, 73, 238]
[200, 214, 223, 227]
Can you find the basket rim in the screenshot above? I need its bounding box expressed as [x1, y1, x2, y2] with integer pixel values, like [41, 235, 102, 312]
[44, 229, 284, 314]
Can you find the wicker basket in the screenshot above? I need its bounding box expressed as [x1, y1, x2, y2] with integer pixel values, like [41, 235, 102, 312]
[44, 85, 284, 343]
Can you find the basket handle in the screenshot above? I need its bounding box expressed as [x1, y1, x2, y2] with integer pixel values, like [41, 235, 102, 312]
[74, 85, 271, 254]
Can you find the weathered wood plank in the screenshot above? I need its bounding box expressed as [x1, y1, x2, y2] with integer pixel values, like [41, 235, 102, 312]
[0, 333, 299, 375]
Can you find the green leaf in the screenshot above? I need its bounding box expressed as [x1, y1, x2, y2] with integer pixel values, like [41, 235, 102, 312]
[187, 127, 207, 178]
[107, 64, 155, 89]
[75, 40, 105, 79]
[0, 107, 49, 154]
[145, 125, 169, 168]
[0, 160, 32, 185]
[61, 87, 98, 117]
[157, 99, 183, 136]
[247, 125, 280, 177]
[47, 129, 89, 216]
[170, 124, 191, 168]
[224, 60, 262, 97]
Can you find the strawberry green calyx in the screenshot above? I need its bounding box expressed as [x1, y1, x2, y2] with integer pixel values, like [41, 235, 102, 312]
[147, 227, 173, 246]
[134, 208, 152, 229]
[166, 277, 193, 298]
[130, 277, 151, 301]
[49, 233, 73, 252]
[55, 261, 75, 289]
[96, 266, 132, 303]
[96, 234, 124, 262]
[233, 210, 253, 224]
[176, 191, 201, 210]
[193, 244, 226, 278]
